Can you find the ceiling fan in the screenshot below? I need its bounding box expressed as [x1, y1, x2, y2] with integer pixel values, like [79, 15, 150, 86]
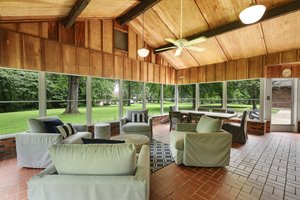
[160, 0, 207, 56]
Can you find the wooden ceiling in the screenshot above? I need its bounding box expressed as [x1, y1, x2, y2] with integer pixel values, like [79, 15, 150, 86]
[129, 0, 300, 69]
[0, 0, 139, 20]
[1, 0, 299, 69]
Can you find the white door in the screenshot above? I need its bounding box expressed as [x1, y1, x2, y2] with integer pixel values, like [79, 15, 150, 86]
[271, 79, 295, 132]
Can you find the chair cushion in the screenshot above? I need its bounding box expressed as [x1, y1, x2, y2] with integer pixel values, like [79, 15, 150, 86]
[49, 144, 136, 175]
[170, 131, 185, 150]
[122, 122, 150, 132]
[196, 115, 222, 133]
[126, 110, 148, 122]
[28, 116, 61, 133]
[132, 113, 145, 122]
[43, 119, 64, 133]
[56, 123, 77, 139]
[81, 138, 125, 144]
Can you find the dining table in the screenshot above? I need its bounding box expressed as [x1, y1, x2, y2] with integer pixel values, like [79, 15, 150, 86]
[180, 110, 237, 120]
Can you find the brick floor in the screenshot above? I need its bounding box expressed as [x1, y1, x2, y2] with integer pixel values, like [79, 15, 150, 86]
[0, 124, 300, 200]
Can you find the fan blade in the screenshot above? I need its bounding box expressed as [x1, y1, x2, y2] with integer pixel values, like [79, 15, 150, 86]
[175, 48, 183, 56]
[185, 46, 205, 52]
[165, 38, 178, 45]
[185, 36, 207, 46]
[155, 46, 177, 52]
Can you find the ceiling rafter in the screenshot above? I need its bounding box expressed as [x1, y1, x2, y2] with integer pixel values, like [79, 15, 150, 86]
[154, 0, 300, 54]
[258, 23, 268, 54]
[64, 0, 91, 28]
[117, 0, 161, 26]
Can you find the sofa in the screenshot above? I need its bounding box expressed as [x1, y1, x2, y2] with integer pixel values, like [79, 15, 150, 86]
[120, 110, 153, 139]
[16, 116, 92, 168]
[170, 116, 232, 167]
[28, 144, 150, 200]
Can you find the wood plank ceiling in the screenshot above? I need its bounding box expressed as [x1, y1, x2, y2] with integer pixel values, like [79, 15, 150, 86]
[0, 0, 299, 70]
[0, 0, 139, 20]
[129, 0, 297, 69]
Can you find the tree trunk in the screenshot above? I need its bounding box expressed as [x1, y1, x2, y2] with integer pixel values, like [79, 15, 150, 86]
[192, 85, 196, 109]
[64, 75, 80, 114]
[252, 100, 257, 109]
[127, 83, 131, 106]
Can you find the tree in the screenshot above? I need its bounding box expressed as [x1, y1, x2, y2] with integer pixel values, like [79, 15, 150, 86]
[92, 78, 115, 105]
[123, 81, 143, 106]
[64, 75, 80, 114]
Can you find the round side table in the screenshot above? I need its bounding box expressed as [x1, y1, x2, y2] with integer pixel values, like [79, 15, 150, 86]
[94, 123, 111, 139]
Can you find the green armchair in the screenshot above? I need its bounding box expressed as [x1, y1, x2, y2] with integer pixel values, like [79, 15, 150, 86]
[170, 122, 232, 167]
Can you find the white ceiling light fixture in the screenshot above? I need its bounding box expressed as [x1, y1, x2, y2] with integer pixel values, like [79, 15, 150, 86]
[239, 1, 266, 24]
[138, 12, 149, 58]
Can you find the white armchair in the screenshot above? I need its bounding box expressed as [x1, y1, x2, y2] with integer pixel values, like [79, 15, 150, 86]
[16, 116, 92, 168]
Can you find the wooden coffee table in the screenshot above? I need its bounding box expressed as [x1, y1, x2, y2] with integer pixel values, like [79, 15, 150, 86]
[113, 134, 150, 153]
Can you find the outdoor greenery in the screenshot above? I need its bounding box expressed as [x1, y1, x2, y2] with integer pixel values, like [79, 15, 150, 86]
[0, 68, 262, 135]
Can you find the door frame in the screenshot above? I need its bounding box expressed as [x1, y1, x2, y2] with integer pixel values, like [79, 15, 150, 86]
[270, 78, 297, 132]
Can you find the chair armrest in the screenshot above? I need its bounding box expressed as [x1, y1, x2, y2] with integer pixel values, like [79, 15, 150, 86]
[120, 117, 127, 127]
[73, 124, 87, 132]
[176, 123, 197, 132]
[135, 145, 150, 199]
[16, 132, 63, 144]
[147, 116, 152, 126]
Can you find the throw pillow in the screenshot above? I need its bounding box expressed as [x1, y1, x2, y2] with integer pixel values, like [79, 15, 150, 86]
[81, 138, 125, 144]
[196, 115, 222, 133]
[131, 113, 145, 123]
[56, 123, 77, 139]
[43, 119, 64, 133]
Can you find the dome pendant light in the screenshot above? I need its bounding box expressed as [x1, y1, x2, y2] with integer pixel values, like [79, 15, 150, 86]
[138, 12, 149, 58]
[239, 1, 266, 24]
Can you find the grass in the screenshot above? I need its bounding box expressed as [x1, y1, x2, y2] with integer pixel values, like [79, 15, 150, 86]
[0, 102, 257, 135]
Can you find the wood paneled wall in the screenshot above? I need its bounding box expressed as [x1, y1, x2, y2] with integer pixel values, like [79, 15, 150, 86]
[0, 20, 176, 84]
[176, 49, 300, 84]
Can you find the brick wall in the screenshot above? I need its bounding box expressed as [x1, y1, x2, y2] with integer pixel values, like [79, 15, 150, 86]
[0, 137, 16, 160]
[266, 121, 271, 133]
[247, 120, 266, 135]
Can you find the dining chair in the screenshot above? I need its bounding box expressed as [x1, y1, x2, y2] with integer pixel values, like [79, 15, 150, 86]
[222, 110, 248, 144]
[169, 111, 186, 131]
[169, 106, 178, 112]
[188, 112, 204, 123]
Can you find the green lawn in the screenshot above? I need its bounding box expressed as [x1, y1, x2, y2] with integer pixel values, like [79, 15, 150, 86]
[0, 102, 256, 135]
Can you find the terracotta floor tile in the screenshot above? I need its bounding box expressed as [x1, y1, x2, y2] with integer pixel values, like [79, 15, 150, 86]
[1, 124, 300, 199]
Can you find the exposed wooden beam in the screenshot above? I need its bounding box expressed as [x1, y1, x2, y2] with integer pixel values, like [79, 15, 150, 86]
[117, 0, 161, 26]
[154, 0, 300, 53]
[64, 0, 91, 28]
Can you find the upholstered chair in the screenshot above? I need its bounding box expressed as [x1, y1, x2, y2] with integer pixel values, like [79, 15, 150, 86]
[120, 109, 152, 139]
[169, 111, 187, 131]
[222, 111, 248, 144]
[170, 115, 232, 167]
[16, 116, 92, 168]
